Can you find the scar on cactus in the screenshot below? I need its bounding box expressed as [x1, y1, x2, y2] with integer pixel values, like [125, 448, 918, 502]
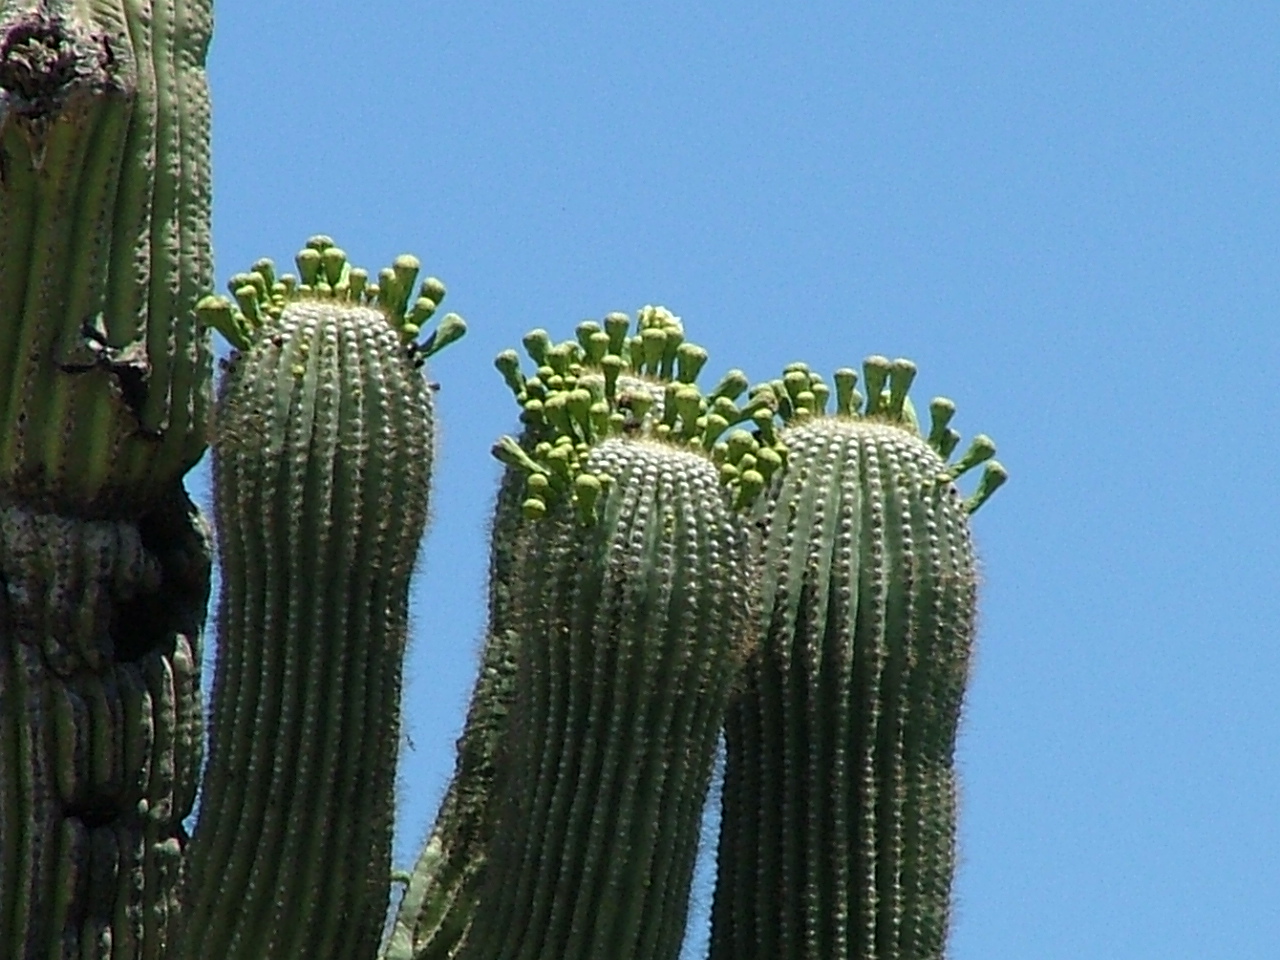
[58, 316, 160, 439]
[182, 237, 464, 960]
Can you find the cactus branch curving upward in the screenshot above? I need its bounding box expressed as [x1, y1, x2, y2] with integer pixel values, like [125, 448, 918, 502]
[392, 308, 765, 960]
[710, 358, 1005, 960]
[180, 238, 465, 960]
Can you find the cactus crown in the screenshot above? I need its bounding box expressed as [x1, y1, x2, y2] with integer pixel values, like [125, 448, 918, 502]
[492, 306, 788, 523]
[762, 355, 1008, 514]
[195, 234, 466, 358]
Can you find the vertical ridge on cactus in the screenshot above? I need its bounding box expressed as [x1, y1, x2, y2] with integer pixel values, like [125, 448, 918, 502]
[180, 239, 465, 960]
[710, 359, 1004, 960]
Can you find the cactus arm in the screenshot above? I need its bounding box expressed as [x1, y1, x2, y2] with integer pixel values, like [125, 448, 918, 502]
[392, 309, 760, 960]
[456, 437, 753, 960]
[394, 309, 764, 960]
[710, 360, 1003, 960]
[383, 461, 526, 960]
[180, 240, 464, 960]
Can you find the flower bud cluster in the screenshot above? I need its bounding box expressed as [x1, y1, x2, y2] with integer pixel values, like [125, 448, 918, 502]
[492, 307, 788, 522]
[197, 235, 466, 360]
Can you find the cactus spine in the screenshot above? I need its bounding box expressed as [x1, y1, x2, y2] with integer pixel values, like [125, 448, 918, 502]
[709, 358, 1006, 960]
[180, 238, 465, 960]
[1, 1, 213, 955]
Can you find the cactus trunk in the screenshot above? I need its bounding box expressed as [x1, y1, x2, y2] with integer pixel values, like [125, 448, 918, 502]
[1, 1, 213, 956]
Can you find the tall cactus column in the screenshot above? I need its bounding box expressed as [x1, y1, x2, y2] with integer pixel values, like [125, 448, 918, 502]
[1, 1, 213, 956]
[182, 239, 465, 960]
[710, 359, 1006, 960]
[385, 308, 720, 960]
[431, 312, 771, 960]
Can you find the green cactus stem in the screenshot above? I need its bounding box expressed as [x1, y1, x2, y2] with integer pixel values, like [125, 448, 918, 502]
[390, 309, 764, 960]
[0, 491, 210, 959]
[458, 437, 754, 960]
[710, 358, 1005, 960]
[179, 239, 465, 960]
[0, 0, 213, 517]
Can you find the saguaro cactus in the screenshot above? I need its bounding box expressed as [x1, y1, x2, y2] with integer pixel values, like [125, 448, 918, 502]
[710, 358, 1005, 960]
[394, 310, 777, 960]
[0, 0, 213, 955]
[181, 238, 464, 960]
[386, 307, 748, 960]
[3, 4, 1008, 957]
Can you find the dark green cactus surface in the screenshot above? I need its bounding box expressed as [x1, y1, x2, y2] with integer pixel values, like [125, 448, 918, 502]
[0, 0, 213, 517]
[0, 492, 210, 959]
[710, 359, 1005, 960]
[180, 239, 464, 960]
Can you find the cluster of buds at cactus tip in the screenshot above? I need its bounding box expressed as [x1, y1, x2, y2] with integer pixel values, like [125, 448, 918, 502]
[179, 238, 464, 960]
[490, 305, 787, 522]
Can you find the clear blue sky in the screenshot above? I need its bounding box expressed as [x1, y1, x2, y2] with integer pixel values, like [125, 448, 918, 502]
[193, 3, 1280, 957]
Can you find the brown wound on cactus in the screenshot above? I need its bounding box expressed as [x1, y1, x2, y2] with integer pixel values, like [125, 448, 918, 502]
[491, 305, 786, 520]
